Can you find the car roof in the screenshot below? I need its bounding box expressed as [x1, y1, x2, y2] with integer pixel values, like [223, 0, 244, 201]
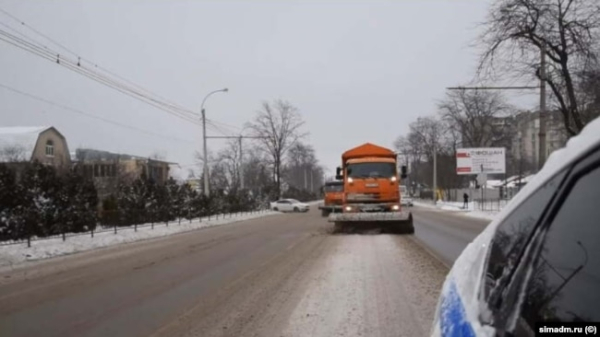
[443, 116, 600, 334]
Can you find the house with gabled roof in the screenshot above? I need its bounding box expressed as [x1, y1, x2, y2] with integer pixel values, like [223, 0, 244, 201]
[0, 126, 71, 170]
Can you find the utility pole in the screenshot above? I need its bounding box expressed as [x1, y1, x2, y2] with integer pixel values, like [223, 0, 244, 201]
[200, 88, 228, 197]
[304, 167, 307, 190]
[238, 136, 243, 189]
[202, 108, 209, 196]
[447, 48, 548, 173]
[433, 141, 437, 203]
[310, 169, 313, 192]
[538, 42, 547, 170]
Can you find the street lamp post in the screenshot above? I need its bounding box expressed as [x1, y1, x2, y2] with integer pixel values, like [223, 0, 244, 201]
[201, 88, 228, 197]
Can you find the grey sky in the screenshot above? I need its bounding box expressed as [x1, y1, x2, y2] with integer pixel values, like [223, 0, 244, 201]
[0, 0, 536, 179]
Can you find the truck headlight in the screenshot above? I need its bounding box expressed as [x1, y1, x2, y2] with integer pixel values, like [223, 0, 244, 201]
[390, 176, 397, 182]
[348, 177, 353, 183]
[392, 205, 400, 211]
[345, 206, 353, 211]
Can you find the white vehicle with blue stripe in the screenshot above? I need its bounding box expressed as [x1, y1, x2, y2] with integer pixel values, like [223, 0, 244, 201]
[430, 116, 600, 336]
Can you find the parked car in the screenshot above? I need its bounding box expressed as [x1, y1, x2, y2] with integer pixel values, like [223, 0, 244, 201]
[430, 117, 600, 336]
[270, 199, 310, 212]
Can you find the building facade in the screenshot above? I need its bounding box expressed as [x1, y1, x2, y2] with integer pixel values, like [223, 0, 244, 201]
[511, 110, 568, 171]
[73, 148, 174, 200]
[0, 126, 71, 171]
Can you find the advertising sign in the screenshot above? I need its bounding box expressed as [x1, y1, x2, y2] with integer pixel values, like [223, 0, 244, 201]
[456, 148, 506, 175]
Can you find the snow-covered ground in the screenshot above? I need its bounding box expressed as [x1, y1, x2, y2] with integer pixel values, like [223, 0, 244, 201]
[281, 235, 446, 336]
[413, 200, 502, 221]
[0, 210, 279, 268]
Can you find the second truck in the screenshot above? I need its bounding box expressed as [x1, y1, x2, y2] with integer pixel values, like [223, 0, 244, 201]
[328, 142, 414, 234]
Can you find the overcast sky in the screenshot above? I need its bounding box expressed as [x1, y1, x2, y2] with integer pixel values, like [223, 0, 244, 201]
[0, 0, 537, 179]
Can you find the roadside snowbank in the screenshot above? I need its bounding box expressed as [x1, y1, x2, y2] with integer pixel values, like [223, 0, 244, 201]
[0, 210, 278, 267]
[413, 200, 499, 221]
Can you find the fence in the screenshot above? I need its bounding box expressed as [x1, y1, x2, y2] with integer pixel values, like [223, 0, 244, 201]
[473, 199, 510, 212]
[0, 207, 270, 248]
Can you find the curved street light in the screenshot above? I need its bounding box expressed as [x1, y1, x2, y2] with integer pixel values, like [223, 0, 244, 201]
[201, 88, 228, 197]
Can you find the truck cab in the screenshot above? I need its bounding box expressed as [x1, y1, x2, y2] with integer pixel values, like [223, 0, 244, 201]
[335, 143, 407, 213]
[318, 181, 344, 217]
[329, 143, 413, 234]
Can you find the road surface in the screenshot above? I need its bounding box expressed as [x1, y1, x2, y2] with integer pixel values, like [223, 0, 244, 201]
[0, 206, 489, 337]
[411, 205, 491, 267]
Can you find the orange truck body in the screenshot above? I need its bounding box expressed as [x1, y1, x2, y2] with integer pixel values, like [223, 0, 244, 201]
[337, 143, 403, 213]
[318, 181, 344, 216]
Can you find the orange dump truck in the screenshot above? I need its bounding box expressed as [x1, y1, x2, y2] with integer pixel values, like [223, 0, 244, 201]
[328, 143, 414, 234]
[318, 180, 344, 217]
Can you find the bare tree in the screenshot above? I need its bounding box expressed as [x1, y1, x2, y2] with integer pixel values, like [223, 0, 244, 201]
[284, 142, 318, 190]
[438, 90, 514, 147]
[242, 146, 272, 195]
[246, 99, 306, 198]
[578, 63, 600, 122]
[478, 0, 600, 135]
[215, 139, 242, 190]
[408, 116, 446, 162]
[0, 145, 28, 162]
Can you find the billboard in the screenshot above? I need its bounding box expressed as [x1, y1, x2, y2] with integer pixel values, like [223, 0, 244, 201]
[456, 148, 506, 175]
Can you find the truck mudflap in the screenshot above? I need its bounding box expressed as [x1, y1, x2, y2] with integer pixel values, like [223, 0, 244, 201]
[328, 211, 414, 234]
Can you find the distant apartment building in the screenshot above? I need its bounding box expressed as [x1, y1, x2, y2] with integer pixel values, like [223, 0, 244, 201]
[511, 110, 568, 171]
[0, 126, 71, 171]
[72, 148, 176, 200]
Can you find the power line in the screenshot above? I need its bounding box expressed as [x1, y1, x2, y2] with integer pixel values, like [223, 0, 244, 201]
[0, 28, 201, 124]
[0, 82, 196, 144]
[0, 19, 230, 132]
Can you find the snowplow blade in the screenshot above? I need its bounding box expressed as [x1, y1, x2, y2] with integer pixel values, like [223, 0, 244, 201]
[328, 212, 414, 234]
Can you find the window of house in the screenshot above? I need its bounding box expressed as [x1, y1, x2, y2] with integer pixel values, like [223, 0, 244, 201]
[45, 140, 54, 157]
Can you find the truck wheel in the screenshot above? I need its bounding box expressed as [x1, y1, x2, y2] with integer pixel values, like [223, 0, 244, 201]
[321, 209, 330, 217]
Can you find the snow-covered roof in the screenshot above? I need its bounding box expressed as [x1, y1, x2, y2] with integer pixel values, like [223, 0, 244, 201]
[485, 179, 503, 188]
[0, 126, 52, 162]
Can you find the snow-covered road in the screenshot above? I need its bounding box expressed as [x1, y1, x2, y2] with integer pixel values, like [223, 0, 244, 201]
[0, 206, 454, 337]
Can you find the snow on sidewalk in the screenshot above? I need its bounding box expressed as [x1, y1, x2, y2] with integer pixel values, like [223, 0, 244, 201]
[413, 200, 501, 221]
[0, 210, 278, 268]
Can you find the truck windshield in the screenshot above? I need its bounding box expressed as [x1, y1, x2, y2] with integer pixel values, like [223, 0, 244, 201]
[346, 162, 396, 178]
[324, 184, 343, 192]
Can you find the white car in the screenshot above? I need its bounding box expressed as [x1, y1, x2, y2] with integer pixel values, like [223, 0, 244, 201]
[400, 194, 414, 207]
[430, 117, 600, 336]
[400, 185, 413, 207]
[270, 199, 309, 212]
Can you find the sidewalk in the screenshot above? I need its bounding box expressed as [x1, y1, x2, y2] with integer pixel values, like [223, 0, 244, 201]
[413, 200, 499, 221]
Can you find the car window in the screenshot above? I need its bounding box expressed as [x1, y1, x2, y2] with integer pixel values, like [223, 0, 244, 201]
[517, 163, 600, 329]
[483, 170, 566, 302]
[277, 200, 288, 204]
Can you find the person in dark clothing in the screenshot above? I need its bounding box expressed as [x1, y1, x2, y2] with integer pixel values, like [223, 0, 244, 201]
[463, 193, 469, 209]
